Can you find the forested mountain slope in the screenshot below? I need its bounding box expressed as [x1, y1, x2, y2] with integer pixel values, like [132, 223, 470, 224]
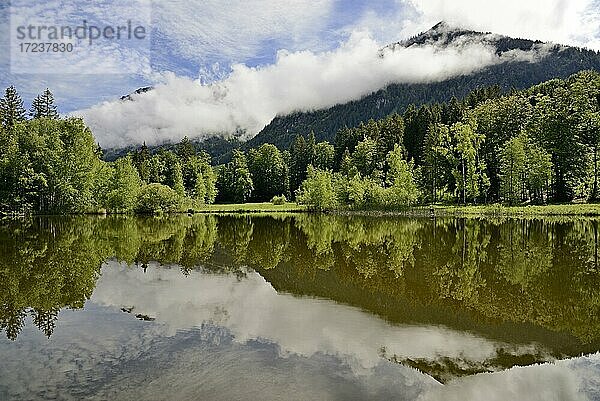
[247, 23, 600, 150]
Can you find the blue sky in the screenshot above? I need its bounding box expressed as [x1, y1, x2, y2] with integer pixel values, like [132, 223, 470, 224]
[1, 0, 599, 147]
[1, 0, 409, 112]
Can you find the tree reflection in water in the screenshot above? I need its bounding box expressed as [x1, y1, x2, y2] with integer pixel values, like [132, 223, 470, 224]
[1, 214, 599, 379]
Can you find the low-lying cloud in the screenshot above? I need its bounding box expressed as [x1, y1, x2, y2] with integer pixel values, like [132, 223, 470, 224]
[77, 30, 550, 148]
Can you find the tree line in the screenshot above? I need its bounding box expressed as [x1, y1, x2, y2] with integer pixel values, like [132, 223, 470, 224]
[0, 87, 217, 215]
[211, 70, 600, 210]
[1, 70, 599, 215]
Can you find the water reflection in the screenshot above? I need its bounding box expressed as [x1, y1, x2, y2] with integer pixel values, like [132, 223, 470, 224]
[1, 214, 600, 396]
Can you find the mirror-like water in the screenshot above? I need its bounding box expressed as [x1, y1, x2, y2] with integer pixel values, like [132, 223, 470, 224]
[1, 215, 599, 400]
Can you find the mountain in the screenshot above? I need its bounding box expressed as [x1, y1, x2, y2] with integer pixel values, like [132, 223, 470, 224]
[120, 86, 153, 101]
[106, 23, 600, 162]
[246, 23, 600, 151]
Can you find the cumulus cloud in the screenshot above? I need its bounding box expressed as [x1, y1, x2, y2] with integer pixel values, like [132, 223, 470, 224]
[76, 30, 549, 148]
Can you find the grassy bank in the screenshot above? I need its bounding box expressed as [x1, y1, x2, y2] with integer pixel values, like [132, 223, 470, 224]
[191, 202, 600, 216]
[192, 202, 308, 214]
[425, 203, 600, 217]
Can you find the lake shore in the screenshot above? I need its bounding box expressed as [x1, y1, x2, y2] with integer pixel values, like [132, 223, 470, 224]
[191, 203, 600, 217]
[192, 202, 308, 214]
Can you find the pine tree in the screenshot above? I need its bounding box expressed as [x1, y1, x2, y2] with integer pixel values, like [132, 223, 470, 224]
[0, 86, 26, 129]
[29, 88, 58, 119]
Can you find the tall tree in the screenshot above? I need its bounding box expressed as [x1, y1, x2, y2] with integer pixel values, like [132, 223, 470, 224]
[177, 136, 196, 162]
[0, 86, 26, 130]
[386, 145, 419, 207]
[422, 123, 451, 203]
[449, 120, 488, 204]
[313, 142, 335, 171]
[217, 150, 253, 203]
[29, 88, 58, 119]
[248, 143, 289, 201]
[499, 134, 526, 204]
[289, 135, 310, 196]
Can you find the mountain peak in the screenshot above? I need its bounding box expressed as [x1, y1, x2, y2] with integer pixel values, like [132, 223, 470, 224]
[394, 22, 486, 49]
[430, 21, 451, 31]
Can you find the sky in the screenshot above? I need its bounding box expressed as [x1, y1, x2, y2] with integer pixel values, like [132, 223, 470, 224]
[1, 0, 600, 147]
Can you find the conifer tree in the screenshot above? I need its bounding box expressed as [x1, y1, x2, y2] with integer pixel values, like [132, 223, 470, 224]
[0, 86, 26, 129]
[29, 88, 58, 119]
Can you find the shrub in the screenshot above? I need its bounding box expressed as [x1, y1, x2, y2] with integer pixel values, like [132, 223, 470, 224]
[135, 183, 183, 214]
[296, 167, 338, 211]
[271, 195, 287, 205]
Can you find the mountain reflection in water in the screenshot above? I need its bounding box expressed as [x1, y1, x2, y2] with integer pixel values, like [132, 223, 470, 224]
[0, 215, 599, 400]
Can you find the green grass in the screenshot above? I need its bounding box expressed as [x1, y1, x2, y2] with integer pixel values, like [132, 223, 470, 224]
[192, 202, 308, 214]
[426, 203, 600, 217]
[192, 202, 600, 217]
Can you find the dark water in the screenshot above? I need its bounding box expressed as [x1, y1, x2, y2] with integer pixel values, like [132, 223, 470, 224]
[1, 214, 599, 400]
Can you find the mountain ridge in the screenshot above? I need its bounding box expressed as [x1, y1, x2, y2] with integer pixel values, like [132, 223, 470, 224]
[104, 23, 600, 162]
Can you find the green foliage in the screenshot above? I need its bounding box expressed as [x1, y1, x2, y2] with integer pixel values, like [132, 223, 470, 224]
[421, 123, 452, 202]
[0, 86, 26, 130]
[248, 143, 289, 201]
[135, 183, 183, 214]
[352, 138, 379, 177]
[29, 88, 59, 119]
[217, 150, 253, 203]
[106, 156, 142, 212]
[499, 133, 553, 204]
[296, 166, 337, 211]
[271, 195, 287, 205]
[386, 145, 420, 207]
[0, 117, 103, 214]
[448, 120, 488, 204]
[499, 134, 527, 204]
[313, 141, 335, 171]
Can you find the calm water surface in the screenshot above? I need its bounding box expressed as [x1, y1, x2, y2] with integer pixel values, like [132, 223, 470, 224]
[1, 215, 600, 400]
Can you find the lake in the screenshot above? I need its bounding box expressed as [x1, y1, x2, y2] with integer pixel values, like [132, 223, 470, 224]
[1, 214, 599, 400]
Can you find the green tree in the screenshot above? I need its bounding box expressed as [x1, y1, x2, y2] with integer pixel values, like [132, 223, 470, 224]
[177, 136, 196, 162]
[385, 145, 419, 207]
[0, 86, 26, 130]
[352, 138, 379, 178]
[499, 134, 526, 204]
[106, 156, 142, 212]
[422, 123, 451, 203]
[217, 150, 253, 203]
[296, 166, 337, 211]
[135, 183, 182, 213]
[524, 139, 553, 203]
[313, 142, 335, 171]
[289, 135, 313, 195]
[449, 120, 488, 204]
[248, 143, 289, 201]
[29, 88, 59, 119]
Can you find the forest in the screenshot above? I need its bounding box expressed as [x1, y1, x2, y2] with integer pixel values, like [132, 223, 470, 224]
[0, 69, 599, 215]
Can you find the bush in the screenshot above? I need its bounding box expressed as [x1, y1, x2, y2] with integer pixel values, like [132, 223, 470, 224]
[135, 183, 183, 214]
[271, 195, 287, 205]
[296, 167, 338, 211]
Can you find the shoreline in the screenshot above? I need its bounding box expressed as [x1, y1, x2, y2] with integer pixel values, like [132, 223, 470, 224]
[3, 203, 600, 218]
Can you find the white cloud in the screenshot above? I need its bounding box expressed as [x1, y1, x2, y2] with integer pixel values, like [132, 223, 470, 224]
[9, 0, 152, 75]
[77, 31, 549, 148]
[90, 262, 548, 373]
[151, 0, 336, 63]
